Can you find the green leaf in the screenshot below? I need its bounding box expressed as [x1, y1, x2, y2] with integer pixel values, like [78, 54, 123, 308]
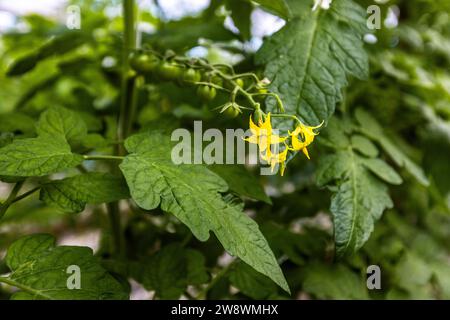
[316, 150, 394, 257]
[227, 0, 253, 40]
[229, 261, 278, 299]
[351, 135, 379, 158]
[355, 109, 429, 186]
[0, 136, 83, 177]
[2, 234, 129, 300]
[134, 244, 208, 299]
[302, 263, 369, 299]
[208, 164, 271, 203]
[40, 173, 130, 213]
[36, 106, 88, 143]
[6, 31, 86, 77]
[120, 131, 290, 293]
[248, 0, 291, 19]
[256, 0, 368, 127]
[361, 158, 403, 185]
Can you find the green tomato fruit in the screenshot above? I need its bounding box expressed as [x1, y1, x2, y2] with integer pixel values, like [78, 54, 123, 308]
[225, 78, 245, 90]
[235, 78, 244, 88]
[158, 62, 183, 80]
[196, 85, 217, 101]
[182, 68, 201, 83]
[224, 106, 240, 118]
[129, 52, 160, 73]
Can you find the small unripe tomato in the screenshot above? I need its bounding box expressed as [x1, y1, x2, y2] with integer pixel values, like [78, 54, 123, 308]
[196, 85, 216, 101]
[224, 105, 240, 118]
[182, 68, 201, 83]
[235, 78, 244, 88]
[225, 78, 245, 90]
[210, 75, 223, 87]
[129, 52, 160, 73]
[158, 61, 183, 80]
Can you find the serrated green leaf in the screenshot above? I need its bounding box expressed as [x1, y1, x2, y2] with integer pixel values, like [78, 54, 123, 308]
[40, 173, 130, 213]
[229, 261, 278, 299]
[120, 131, 290, 293]
[248, 0, 291, 19]
[36, 106, 88, 142]
[0, 136, 83, 177]
[256, 0, 368, 127]
[209, 164, 271, 203]
[355, 109, 429, 186]
[316, 150, 394, 257]
[2, 234, 129, 300]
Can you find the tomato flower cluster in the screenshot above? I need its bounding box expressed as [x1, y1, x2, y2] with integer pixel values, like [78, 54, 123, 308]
[245, 113, 323, 175]
[129, 49, 323, 175]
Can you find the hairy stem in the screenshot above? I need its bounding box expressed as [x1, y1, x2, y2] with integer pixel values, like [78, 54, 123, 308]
[107, 0, 137, 259]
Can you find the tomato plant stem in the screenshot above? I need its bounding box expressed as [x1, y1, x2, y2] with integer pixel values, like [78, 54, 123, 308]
[0, 181, 24, 220]
[107, 0, 137, 259]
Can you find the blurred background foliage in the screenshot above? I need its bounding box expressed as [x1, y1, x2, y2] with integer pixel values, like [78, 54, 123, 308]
[0, 0, 449, 300]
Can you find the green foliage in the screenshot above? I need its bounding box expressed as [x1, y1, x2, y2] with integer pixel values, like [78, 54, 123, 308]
[0, 136, 83, 177]
[0, 0, 449, 301]
[120, 131, 289, 293]
[36, 106, 88, 143]
[131, 243, 208, 299]
[256, 0, 368, 127]
[1, 234, 129, 299]
[40, 173, 130, 213]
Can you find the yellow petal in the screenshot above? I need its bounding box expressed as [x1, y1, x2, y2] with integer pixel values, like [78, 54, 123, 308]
[302, 147, 310, 160]
[260, 113, 273, 133]
[269, 134, 287, 144]
[249, 116, 260, 135]
[291, 135, 305, 151]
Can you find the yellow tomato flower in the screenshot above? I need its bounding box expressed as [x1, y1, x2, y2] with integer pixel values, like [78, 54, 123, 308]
[268, 148, 288, 176]
[245, 113, 286, 158]
[289, 121, 323, 159]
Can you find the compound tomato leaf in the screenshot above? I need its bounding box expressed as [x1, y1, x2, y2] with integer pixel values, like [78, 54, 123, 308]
[2, 234, 129, 300]
[316, 150, 394, 257]
[355, 108, 429, 186]
[36, 106, 88, 143]
[40, 173, 130, 213]
[0, 136, 83, 177]
[120, 132, 290, 293]
[256, 0, 368, 128]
